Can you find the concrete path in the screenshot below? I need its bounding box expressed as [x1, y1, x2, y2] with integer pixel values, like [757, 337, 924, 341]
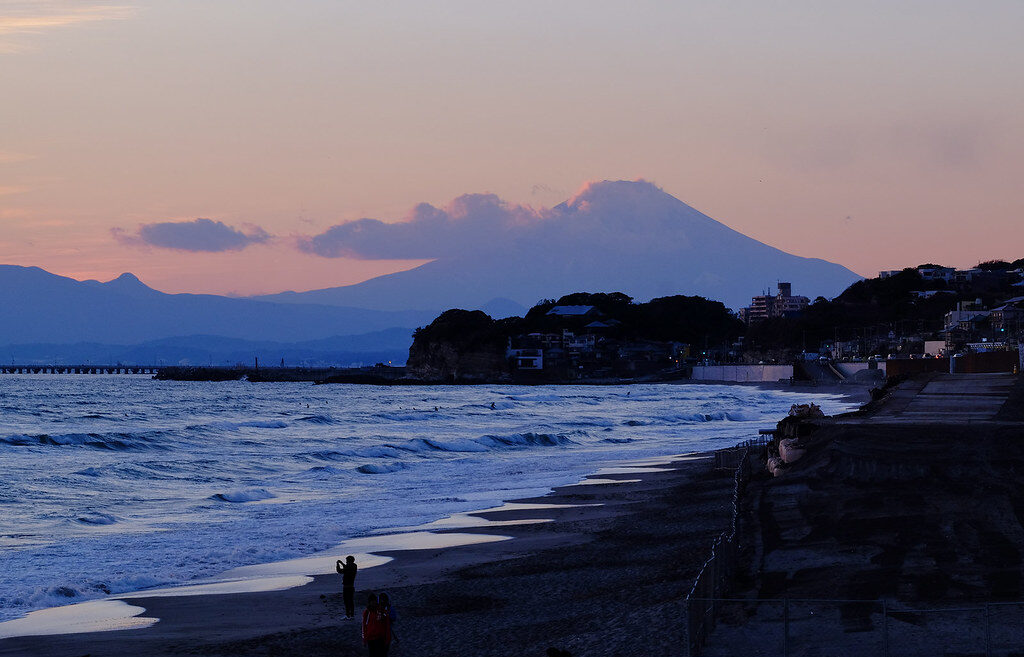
[862, 373, 1018, 424]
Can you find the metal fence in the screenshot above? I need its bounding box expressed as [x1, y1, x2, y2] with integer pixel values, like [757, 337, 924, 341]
[684, 598, 1024, 657]
[686, 438, 767, 655]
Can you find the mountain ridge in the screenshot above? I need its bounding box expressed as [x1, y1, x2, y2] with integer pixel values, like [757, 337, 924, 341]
[0, 265, 433, 346]
[255, 180, 861, 311]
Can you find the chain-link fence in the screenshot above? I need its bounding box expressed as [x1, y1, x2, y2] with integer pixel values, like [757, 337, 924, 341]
[686, 439, 765, 654]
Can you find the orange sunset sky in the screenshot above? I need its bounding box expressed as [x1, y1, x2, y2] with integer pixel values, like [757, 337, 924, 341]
[2, 1, 1023, 296]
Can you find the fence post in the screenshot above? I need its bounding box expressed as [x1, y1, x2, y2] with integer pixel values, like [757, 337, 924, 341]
[882, 599, 888, 657]
[684, 598, 692, 657]
[985, 603, 992, 657]
[783, 597, 789, 657]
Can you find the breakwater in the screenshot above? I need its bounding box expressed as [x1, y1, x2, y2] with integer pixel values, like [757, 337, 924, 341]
[154, 365, 408, 382]
[0, 365, 161, 375]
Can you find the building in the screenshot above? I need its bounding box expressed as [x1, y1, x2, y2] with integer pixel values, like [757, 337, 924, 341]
[508, 348, 543, 370]
[990, 297, 1024, 336]
[546, 305, 601, 319]
[917, 266, 956, 283]
[741, 282, 810, 323]
[944, 302, 990, 333]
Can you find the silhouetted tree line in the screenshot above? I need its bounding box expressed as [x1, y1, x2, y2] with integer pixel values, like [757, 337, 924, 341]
[412, 292, 744, 356]
[412, 259, 1024, 360]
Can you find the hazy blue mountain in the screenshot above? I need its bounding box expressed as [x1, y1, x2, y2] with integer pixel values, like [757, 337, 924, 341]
[0, 328, 413, 366]
[0, 265, 432, 346]
[255, 181, 861, 311]
[479, 297, 528, 319]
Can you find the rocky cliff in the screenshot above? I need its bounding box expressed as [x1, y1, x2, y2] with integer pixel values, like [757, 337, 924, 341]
[405, 309, 511, 382]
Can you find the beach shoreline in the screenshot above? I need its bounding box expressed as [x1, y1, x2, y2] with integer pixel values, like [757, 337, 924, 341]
[0, 383, 870, 656]
[2, 451, 738, 656]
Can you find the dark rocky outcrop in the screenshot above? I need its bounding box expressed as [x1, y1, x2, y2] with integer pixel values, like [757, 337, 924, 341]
[405, 310, 512, 383]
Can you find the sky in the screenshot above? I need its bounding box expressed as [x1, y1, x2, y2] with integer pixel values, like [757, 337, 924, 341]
[1, 0, 1023, 295]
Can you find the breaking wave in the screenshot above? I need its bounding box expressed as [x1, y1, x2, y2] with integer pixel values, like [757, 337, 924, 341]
[356, 462, 409, 474]
[210, 488, 276, 503]
[75, 512, 120, 526]
[0, 431, 167, 450]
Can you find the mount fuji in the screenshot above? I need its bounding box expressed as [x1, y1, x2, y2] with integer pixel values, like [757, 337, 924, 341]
[257, 180, 861, 312]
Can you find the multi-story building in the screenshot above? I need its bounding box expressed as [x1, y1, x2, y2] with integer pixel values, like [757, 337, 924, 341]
[990, 297, 1024, 337]
[741, 282, 810, 323]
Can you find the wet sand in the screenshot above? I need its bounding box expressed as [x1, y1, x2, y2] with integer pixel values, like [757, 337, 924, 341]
[0, 454, 736, 657]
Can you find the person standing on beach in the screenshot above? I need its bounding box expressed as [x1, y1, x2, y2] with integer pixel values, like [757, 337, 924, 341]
[337, 556, 358, 619]
[379, 592, 398, 645]
[362, 592, 393, 656]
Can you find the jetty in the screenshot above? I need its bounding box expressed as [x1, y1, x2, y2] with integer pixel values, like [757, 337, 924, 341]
[0, 365, 162, 375]
[154, 364, 408, 383]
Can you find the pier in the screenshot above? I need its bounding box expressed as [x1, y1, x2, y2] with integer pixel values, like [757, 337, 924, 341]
[0, 365, 163, 375]
[0, 364, 410, 382]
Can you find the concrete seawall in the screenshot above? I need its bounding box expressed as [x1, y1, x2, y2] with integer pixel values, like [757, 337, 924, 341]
[701, 373, 1024, 655]
[690, 364, 793, 382]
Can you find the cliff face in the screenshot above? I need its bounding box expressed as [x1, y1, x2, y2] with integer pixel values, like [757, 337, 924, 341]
[405, 309, 510, 382]
[406, 340, 509, 382]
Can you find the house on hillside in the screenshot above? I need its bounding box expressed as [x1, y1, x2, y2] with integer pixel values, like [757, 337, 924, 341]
[546, 305, 602, 319]
[508, 348, 543, 370]
[944, 306, 990, 332]
[918, 266, 956, 283]
[563, 330, 596, 353]
[944, 302, 992, 347]
[990, 297, 1024, 337]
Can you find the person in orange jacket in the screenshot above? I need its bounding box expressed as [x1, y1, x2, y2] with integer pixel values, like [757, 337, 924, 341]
[361, 592, 393, 656]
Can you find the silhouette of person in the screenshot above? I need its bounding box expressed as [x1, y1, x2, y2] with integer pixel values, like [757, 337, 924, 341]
[379, 591, 398, 645]
[336, 555, 358, 618]
[362, 592, 393, 656]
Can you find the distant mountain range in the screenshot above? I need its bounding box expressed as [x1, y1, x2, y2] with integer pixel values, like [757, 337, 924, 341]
[0, 330, 413, 367]
[0, 266, 431, 364]
[0, 181, 861, 365]
[256, 181, 861, 312]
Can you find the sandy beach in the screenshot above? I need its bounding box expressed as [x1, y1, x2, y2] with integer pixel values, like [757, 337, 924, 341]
[1, 451, 739, 657]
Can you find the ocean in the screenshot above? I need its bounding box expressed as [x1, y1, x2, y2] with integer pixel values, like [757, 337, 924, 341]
[0, 375, 855, 623]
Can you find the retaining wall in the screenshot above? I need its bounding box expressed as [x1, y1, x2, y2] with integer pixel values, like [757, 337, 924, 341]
[690, 365, 793, 382]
